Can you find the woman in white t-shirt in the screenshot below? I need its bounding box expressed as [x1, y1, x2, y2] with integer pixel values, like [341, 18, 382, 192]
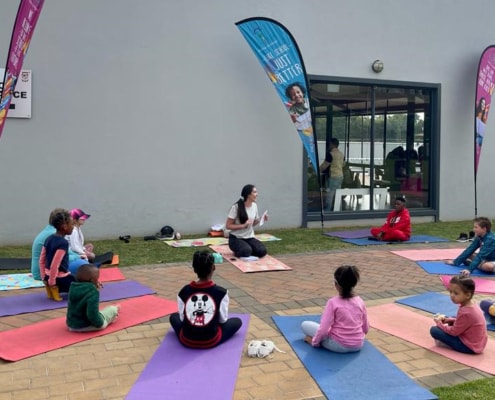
[225, 184, 268, 260]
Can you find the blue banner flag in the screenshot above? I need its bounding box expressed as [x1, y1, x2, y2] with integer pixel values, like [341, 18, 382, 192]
[236, 17, 319, 174]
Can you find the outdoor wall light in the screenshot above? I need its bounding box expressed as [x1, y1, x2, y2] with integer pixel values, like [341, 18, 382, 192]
[372, 59, 384, 73]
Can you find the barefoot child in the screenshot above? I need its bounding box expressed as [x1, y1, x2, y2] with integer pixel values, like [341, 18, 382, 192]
[430, 276, 487, 354]
[301, 265, 369, 352]
[66, 264, 119, 331]
[446, 217, 495, 276]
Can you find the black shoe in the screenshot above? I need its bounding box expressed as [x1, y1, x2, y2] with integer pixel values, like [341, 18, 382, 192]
[468, 231, 475, 241]
[456, 232, 468, 242]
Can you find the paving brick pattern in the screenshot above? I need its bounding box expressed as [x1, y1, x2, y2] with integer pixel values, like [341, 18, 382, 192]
[0, 241, 493, 399]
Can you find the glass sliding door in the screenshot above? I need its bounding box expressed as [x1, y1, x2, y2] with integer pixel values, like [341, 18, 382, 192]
[307, 78, 436, 219]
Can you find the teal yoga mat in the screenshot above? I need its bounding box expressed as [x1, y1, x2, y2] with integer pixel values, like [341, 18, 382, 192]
[272, 314, 437, 400]
[341, 235, 450, 246]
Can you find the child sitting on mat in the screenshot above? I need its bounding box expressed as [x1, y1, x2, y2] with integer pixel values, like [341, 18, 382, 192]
[368, 195, 411, 242]
[446, 217, 495, 277]
[66, 208, 95, 262]
[39, 209, 77, 301]
[430, 276, 487, 354]
[169, 250, 242, 348]
[66, 264, 120, 332]
[301, 265, 369, 353]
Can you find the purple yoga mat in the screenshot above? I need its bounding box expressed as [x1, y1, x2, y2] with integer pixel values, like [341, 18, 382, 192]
[125, 313, 250, 400]
[0, 280, 155, 317]
[324, 228, 370, 239]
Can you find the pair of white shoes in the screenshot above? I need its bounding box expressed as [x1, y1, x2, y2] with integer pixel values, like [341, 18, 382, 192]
[247, 340, 285, 358]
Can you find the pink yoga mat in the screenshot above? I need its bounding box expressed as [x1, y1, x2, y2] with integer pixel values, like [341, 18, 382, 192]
[368, 303, 495, 374]
[209, 245, 292, 273]
[440, 275, 495, 294]
[0, 295, 177, 361]
[390, 248, 465, 261]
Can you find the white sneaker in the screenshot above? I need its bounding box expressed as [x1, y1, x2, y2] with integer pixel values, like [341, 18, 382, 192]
[247, 340, 262, 357]
[247, 340, 285, 358]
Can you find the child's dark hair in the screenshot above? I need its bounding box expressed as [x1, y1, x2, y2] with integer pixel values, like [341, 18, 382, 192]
[474, 216, 491, 232]
[334, 265, 360, 298]
[49, 208, 71, 230]
[192, 251, 214, 280]
[285, 82, 306, 99]
[235, 184, 255, 224]
[76, 264, 98, 282]
[450, 276, 475, 298]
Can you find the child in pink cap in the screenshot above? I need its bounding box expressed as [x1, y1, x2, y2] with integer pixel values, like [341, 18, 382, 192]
[66, 208, 95, 262]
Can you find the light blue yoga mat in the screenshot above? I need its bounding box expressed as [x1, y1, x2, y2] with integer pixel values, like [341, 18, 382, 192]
[272, 314, 437, 400]
[341, 235, 450, 246]
[126, 314, 249, 400]
[416, 261, 490, 276]
[396, 292, 495, 331]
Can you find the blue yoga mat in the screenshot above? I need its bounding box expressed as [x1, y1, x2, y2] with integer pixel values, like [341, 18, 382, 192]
[126, 314, 250, 400]
[0, 280, 155, 317]
[396, 292, 495, 331]
[341, 235, 450, 246]
[272, 314, 437, 400]
[416, 261, 490, 276]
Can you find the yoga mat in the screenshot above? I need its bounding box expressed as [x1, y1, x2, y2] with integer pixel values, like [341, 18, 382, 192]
[0, 267, 124, 291]
[368, 303, 495, 374]
[324, 228, 370, 239]
[209, 245, 291, 272]
[164, 233, 281, 248]
[272, 314, 437, 400]
[99, 267, 125, 282]
[416, 261, 490, 276]
[125, 313, 250, 400]
[0, 257, 31, 270]
[0, 273, 45, 291]
[396, 292, 459, 316]
[0, 280, 155, 317]
[440, 275, 495, 294]
[390, 248, 465, 261]
[0, 295, 177, 361]
[396, 292, 495, 331]
[341, 235, 450, 246]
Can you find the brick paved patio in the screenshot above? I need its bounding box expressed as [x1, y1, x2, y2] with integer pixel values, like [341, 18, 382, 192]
[0, 241, 492, 399]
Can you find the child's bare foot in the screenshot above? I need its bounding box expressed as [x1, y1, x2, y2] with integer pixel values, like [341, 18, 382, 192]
[304, 335, 313, 345]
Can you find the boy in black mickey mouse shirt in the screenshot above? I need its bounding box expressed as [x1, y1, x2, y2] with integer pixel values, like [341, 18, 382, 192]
[169, 250, 242, 348]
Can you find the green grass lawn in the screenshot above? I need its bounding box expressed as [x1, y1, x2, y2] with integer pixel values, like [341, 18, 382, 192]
[1, 219, 493, 397]
[0, 219, 476, 267]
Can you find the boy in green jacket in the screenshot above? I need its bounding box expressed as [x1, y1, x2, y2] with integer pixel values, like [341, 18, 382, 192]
[66, 264, 119, 331]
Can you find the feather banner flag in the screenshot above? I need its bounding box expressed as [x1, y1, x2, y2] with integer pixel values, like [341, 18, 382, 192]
[475, 46, 495, 175]
[0, 0, 45, 140]
[236, 17, 319, 174]
[474, 46, 495, 217]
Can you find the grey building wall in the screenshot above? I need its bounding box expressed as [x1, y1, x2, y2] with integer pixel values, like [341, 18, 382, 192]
[0, 0, 493, 244]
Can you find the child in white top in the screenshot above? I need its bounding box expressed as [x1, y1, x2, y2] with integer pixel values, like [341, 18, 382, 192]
[301, 265, 369, 352]
[66, 208, 95, 262]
